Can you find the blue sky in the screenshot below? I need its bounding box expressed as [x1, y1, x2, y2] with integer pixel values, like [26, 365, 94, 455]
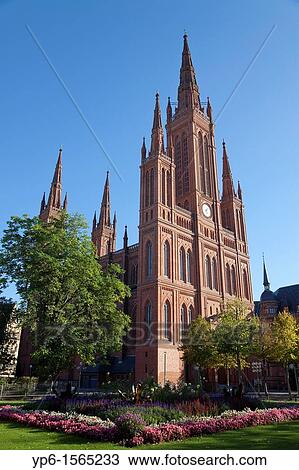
[0, 0, 298, 300]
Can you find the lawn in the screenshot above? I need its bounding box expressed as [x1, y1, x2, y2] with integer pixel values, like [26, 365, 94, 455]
[0, 420, 298, 450]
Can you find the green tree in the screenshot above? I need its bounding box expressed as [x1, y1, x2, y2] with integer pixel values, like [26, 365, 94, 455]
[266, 311, 299, 398]
[0, 213, 131, 381]
[214, 299, 259, 386]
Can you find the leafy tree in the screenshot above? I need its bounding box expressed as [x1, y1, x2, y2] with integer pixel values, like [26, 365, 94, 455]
[0, 297, 20, 376]
[214, 299, 259, 386]
[265, 311, 299, 398]
[0, 213, 131, 381]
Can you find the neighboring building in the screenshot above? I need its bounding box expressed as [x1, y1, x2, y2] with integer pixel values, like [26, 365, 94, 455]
[255, 261, 299, 390]
[17, 35, 253, 385]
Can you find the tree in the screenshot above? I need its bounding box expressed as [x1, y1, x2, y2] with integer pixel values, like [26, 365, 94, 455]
[0, 213, 131, 381]
[0, 297, 20, 377]
[266, 311, 299, 398]
[214, 299, 259, 386]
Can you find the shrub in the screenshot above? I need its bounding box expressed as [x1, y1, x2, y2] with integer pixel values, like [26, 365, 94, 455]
[115, 412, 146, 439]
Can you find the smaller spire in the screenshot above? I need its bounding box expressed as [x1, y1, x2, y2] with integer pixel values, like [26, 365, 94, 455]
[113, 211, 117, 228]
[263, 255, 270, 291]
[141, 137, 146, 162]
[222, 140, 235, 198]
[123, 225, 128, 249]
[150, 93, 165, 157]
[40, 192, 46, 214]
[237, 180, 242, 200]
[92, 211, 97, 230]
[206, 96, 213, 121]
[63, 192, 68, 211]
[167, 96, 172, 122]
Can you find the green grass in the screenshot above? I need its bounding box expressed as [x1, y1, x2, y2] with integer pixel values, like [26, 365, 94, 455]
[0, 421, 298, 450]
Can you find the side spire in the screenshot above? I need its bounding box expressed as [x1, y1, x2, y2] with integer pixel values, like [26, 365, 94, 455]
[141, 137, 146, 162]
[150, 93, 165, 157]
[263, 255, 270, 291]
[177, 34, 201, 112]
[99, 171, 111, 226]
[123, 225, 128, 250]
[63, 192, 68, 211]
[237, 180, 242, 200]
[40, 192, 46, 214]
[222, 141, 235, 198]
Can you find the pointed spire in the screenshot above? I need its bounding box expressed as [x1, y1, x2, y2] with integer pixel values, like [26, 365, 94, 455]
[141, 137, 147, 162]
[222, 140, 235, 198]
[206, 96, 213, 121]
[150, 93, 165, 157]
[99, 171, 111, 226]
[177, 34, 201, 112]
[92, 211, 97, 230]
[40, 192, 46, 214]
[63, 193, 68, 211]
[47, 147, 63, 209]
[237, 180, 242, 200]
[263, 255, 270, 291]
[123, 225, 128, 250]
[113, 211, 117, 228]
[167, 96, 172, 122]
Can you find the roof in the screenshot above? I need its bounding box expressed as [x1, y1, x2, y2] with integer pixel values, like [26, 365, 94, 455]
[274, 284, 299, 313]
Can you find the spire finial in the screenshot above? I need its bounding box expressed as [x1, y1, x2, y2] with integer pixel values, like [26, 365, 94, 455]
[150, 93, 165, 156]
[177, 32, 201, 111]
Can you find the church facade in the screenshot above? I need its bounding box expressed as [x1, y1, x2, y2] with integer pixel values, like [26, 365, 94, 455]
[19, 35, 253, 385]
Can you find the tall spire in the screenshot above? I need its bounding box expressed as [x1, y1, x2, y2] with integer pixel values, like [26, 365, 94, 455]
[263, 255, 270, 291]
[177, 34, 201, 112]
[47, 147, 62, 209]
[150, 93, 165, 157]
[222, 141, 235, 198]
[99, 171, 111, 226]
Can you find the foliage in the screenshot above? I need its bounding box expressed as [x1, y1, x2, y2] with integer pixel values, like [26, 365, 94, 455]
[0, 213, 131, 380]
[140, 378, 202, 403]
[115, 412, 146, 439]
[0, 297, 19, 376]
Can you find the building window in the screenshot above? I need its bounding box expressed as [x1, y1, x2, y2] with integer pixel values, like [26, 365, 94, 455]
[182, 133, 189, 194]
[175, 137, 182, 197]
[146, 241, 153, 277]
[212, 257, 218, 290]
[205, 255, 212, 289]
[163, 241, 170, 277]
[243, 269, 249, 299]
[145, 302, 151, 324]
[163, 301, 171, 340]
[186, 250, 192, 283]
[150, 168, 154, 205]
[204, 136, 211, 197]
[167, 170, 171, 207]
[180, 304, 187, 340]
[145, 171, 150, 207]
[231, 265, 237, 295]
[226, 263, 232, 295]
[179, 247, 186, 282]
[162, 168, 165, 205]
[198, 132, 205, 193]
[130, 265, 137, 285]
[188, 306, 193, 325]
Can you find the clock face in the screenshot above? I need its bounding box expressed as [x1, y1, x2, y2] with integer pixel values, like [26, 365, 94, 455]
[202, 203, 212, 218]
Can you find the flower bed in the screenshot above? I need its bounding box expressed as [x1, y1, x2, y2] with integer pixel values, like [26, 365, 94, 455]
[1, 405, 299, 447]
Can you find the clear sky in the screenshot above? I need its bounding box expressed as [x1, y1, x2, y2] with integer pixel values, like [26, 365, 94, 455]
[0, 0, 298, 300]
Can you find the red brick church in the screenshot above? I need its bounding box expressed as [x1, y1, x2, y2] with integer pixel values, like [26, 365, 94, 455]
[18, 35, 253, 386]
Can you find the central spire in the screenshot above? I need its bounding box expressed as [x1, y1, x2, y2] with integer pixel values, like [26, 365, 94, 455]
[99, 171, 111, 226]
[149, 93, 165, 157]
[177, 34, 201, 112]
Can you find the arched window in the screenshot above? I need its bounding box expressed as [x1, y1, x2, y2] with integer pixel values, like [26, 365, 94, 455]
[204, 136, 211, 197]
[146, 241, 153, 277]
[226, 263, 232, 295]
[212, 257, 218, 290]
[186, 250, 192, 283]
[188, 306, 193, 325]
[145, 302, 151, 324]
[150, 169, 154, 205]
[198, 132, 205, 193]
[243, 269, 249, 299]
[182, 133, 189, 194]
[179, 247, 186, 282]
[162, 168, 165, 205]
[130, 265, 136, 285]
[163, 301, 171, 340]
[205, 255, 212, 289]
[145, 171, 150, 207]
[180, 304, 187, 340]
[167, 170, 171, 207]
[163, 241, 170, 277]
[175, 137, 182, 197]
[231, 265, 237, 295]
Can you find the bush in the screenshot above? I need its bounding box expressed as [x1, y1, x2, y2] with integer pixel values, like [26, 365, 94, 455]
[115, 412, 146, 439]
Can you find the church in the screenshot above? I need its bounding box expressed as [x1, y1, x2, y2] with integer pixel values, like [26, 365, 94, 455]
[20, 35, 253, 386]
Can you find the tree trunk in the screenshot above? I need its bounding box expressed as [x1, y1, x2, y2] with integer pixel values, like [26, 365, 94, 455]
[285, 364, 292, 400]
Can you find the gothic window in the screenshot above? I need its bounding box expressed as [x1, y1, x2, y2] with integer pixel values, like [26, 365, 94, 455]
[145, 171, 150, 207]
[226, 263, 232, 295]
[175, 137, 182, 197]
[130, 265, 137, 285]
[240, 213, 245, 241]
[146, 241, 153, 277]
[145, 301, 152, 340]
[198, 132, 205, 193]
[182, 133, 189, 194]
[243, 269, 249, 299]
[205, 255, 212, 289]
[180, 304, 187, 340]
[163, 240, 170, 277]
[188, 305, 193, 325]
[167, 170, 171, 207]
[179, 247, 186, 282]
[231, 265, 237, 295]
[204, 136, 211, 197]
[186, 250, 192, 283]
[163, 301, 171, 340]
[150, 168, 155, 205]
[162, 168, 165, 205]
[212, 257, 218, 290]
